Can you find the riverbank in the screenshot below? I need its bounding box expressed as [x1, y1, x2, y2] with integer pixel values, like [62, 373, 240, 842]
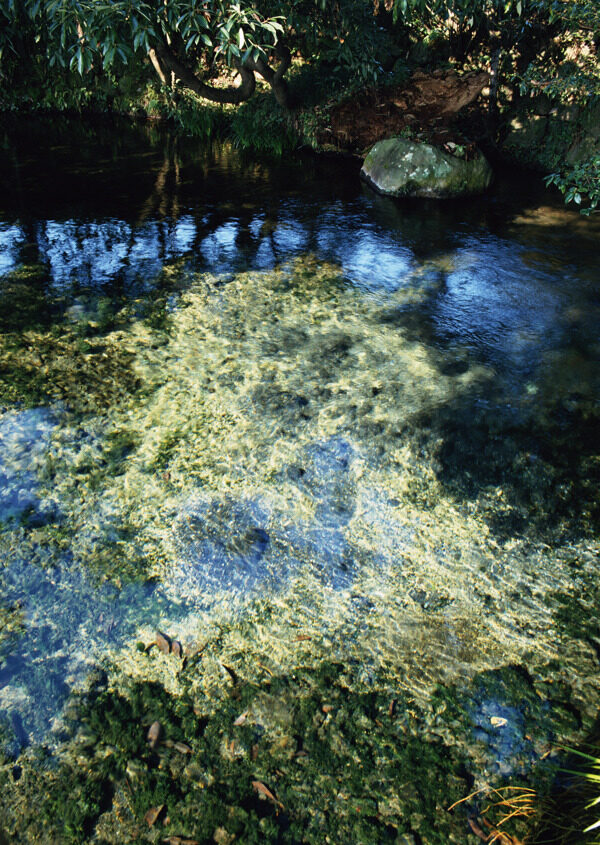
[3, 66, 597, 214]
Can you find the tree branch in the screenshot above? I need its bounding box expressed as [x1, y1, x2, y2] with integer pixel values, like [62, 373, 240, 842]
[154, 40, 256, 104]
[245, 44, 292, 109]
[148, 47, 168, 86]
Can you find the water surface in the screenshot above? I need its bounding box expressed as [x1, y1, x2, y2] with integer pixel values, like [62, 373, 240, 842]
[1, 116, 599, 842]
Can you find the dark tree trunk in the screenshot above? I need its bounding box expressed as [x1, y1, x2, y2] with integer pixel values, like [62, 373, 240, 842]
[151, 40, 293, 110]
[153, 40, 256, 104]
[246, 45, 293, 109]
[488, 45, 501, 132]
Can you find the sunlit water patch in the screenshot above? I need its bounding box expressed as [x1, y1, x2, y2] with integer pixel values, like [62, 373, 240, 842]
[0, 222, 25, 276]
[0, 407, 57, 524]
[0, 250, 598, 748]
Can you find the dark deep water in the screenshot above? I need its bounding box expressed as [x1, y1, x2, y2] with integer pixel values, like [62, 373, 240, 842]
[0, 115, 599, 844]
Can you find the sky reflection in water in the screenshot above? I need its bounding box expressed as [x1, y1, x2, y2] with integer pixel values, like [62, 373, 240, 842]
[2, 200, 595, 378]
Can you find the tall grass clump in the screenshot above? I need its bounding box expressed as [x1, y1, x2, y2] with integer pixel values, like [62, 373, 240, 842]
[565, 747, 600, 841]
[230, 93, 298, 155]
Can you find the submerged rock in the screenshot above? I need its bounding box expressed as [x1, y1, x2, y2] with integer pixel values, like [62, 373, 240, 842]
[291, 437, 356, 527]
[361, 137, 493, 199]
[173, 440, 360, 602]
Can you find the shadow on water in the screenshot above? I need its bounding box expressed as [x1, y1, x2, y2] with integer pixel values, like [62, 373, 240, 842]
[425, 394, 600, 542]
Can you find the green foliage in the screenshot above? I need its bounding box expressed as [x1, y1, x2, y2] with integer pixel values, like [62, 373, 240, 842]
[563, 748, 600, 838]
[231, 94, 297, 154]
[545, 154, 600, 214]
[0, 0, 393, 103]
[388, 0, 540, 61]
[391, 0, 529, 26]
[519, 2, 600, 104]
[388, 0, 600, 214]
[1, 0, 598, 201]
[0, 0, 284, 78]
[159, 90, 230, 139]
[308, 0, 390, 87]
[0, 0, 393, 152]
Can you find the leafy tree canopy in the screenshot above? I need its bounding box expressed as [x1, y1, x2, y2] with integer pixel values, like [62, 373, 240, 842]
[0, 0, 388, 109]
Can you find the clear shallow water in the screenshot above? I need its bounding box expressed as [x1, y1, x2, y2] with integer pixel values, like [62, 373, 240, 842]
[0, 116, 600, 841]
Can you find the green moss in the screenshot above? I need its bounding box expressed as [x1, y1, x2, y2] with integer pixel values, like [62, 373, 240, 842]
[148, 430, 182, 472]
[0, 324, 143, 411]
[231, 95, 298, 156]
[0, 601, 25, 663]
[0, 265, 55, 334]
[0, 654, 478, 844]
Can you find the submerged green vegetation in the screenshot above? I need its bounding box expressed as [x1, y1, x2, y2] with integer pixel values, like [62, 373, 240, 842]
[0, 642, 585, 844]
[0, 239, 599, 841]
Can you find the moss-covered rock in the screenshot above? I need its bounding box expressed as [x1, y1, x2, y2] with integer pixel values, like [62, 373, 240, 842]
[360, 137, 493, 198]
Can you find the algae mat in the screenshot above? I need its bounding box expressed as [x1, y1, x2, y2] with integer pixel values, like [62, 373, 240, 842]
[0, 252, 599, 844]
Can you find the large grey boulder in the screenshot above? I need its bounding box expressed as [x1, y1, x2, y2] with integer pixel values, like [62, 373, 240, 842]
[361, 137, 493, 198]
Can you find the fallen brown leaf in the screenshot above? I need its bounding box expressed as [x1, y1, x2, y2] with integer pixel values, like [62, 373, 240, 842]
[468, 817, 490, 841]
[252, 780, 283, 809]
[156, 631, 171, 654]
[162, 838, 200, 845]
[213, 827, 235, 845]
[185, 640, 209, 659]
[145, 805, 164, 827]
[147, 721, 161, 748]
[222, 664, 238, 684]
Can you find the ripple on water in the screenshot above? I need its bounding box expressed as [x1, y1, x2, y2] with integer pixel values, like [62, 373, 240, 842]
[0, 407, 57, 525]
[173, 496, 276, 600]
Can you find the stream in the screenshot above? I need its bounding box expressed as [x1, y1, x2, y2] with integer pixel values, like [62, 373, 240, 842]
[0, 116, 599, 843]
